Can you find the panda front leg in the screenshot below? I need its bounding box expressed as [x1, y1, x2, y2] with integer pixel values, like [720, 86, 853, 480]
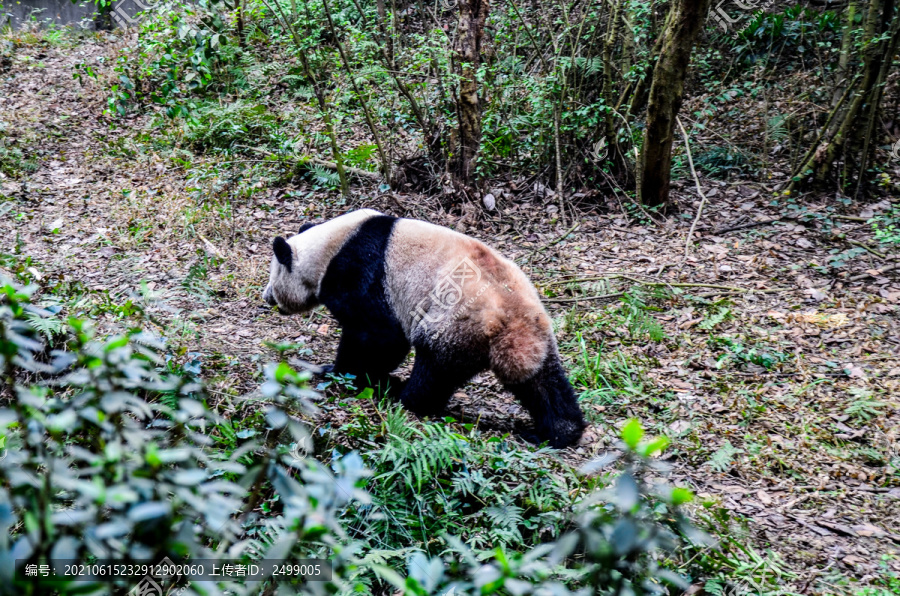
[329, 326, 410, 392]
[398, 346, 477, 417]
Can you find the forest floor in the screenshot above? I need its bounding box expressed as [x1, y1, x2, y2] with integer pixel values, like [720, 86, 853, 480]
[1, 35, 899, 594]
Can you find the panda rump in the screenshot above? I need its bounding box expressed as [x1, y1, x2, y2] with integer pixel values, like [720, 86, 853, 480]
[262, 209, 586, 448]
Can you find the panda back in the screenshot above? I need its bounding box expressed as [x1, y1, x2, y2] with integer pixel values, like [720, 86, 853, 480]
[385, 219, 554, 376]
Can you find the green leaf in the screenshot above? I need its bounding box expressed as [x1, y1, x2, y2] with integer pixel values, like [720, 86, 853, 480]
[274, 361, 296, 383]
[640, 436, 670, 457]
[621, 419, 643, 450]
[671, 488, 693, 505]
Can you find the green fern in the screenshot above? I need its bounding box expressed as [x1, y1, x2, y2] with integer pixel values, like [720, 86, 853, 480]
[708, 441, 742, 473]
[699, 307, 732, 331]
[767, 113, 789, 142]
[376, 421, 465, 492]
[25, 311, 64, 341]
[308, 164, 341, 187]
[485, 504, 524, 542]
[620, 290, 667, 342]
[344, 403, 580, 556]
[244, 517, 285, 561]
[845, 388, 887, 422]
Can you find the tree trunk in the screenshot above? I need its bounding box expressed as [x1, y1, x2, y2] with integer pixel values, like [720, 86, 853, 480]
[638, 0, 712, 208]
[235, 0, 245, 49]
[455, 0, 489, 189]
[627, 6, 668, 118]
[807, 0, 898, 188]
[832, 0, 856, 107]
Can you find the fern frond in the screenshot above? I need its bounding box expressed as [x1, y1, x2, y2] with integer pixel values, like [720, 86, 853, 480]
[699, 307, 732, 331]
[707, 441, 742, 473]
[25, 311, 64, 341]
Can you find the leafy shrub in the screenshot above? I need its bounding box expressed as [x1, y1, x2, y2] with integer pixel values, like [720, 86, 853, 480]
[1, 277, 704, 595]
[180, 100, 279, 152]
[111, 2, 237, 116]
[0, 278, 361, 594]
[694, 146, 751, 179]
[384, 420, 705, 596]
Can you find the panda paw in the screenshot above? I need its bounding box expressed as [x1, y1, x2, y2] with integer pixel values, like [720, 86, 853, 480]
[315, 363, 335, 376]
[519, 429, 543, 446]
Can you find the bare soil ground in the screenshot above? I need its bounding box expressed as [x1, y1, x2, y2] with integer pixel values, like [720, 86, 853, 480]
[1, 37, 898, 593]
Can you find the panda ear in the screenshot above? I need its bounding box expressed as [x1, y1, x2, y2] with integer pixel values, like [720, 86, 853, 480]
[273, 237, 293, 272]
[298, 222, 316, 234]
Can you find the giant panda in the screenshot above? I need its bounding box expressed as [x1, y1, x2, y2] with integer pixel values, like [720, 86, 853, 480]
[262, 209, 586, 448]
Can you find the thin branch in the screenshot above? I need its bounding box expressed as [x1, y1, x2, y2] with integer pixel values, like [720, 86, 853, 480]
[517, 222, 581, 264]
[543, 292, 624, 303]
[677, 116, 708, 270]
[847, 260, 900, 281]
[845, 238, 886, 259]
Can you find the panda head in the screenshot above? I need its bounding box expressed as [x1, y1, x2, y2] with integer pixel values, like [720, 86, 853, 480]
[262, 223, 319, 315]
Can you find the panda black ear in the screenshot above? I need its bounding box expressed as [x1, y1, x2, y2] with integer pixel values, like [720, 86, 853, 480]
[298, 222, 316, 234]
[273, 237, 293, 272]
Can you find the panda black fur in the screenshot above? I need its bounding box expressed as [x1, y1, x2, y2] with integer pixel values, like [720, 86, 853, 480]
[262, 209, 586, 448]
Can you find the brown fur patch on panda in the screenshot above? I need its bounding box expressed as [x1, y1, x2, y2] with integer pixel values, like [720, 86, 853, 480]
[385, 219, 553, 384]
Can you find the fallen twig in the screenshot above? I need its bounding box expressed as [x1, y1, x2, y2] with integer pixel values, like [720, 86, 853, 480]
[542, 292, 624, 304]
[517, 222, 581, 264]
[241, 145, 381, 180]
[308, 157, 381, 181]
[197, 233, 224, 258]
[847, 261, 900, 282]
[845, 238, 886, 259]
[677, 117, 708, 272]
[541, 274, 791, 304]
[713, 218, 780, 234]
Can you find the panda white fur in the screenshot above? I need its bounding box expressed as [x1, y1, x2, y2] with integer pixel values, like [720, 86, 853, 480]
[262, 209, 586, 448]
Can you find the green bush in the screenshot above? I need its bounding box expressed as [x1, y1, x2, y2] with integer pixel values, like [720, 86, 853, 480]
[0, 277, 703, 594]
[339, 403, 588, 561]
[0, 279, 361, 594]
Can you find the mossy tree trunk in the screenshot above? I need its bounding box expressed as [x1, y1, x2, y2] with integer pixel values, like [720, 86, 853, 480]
[790, 0, 899, 196]
[638, 0, 713, 208]
[454, 0, 489, 191]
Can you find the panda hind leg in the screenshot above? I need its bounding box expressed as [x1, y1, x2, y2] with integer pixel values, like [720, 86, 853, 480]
[504, 354, 586, 449]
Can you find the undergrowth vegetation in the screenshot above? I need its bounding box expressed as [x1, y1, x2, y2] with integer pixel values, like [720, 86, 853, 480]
[77, 0, 898, 205]
[0, 275, 710, 594]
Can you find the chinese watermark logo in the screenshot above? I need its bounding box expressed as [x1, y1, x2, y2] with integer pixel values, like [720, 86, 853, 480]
[590, 137, 609, 163]
[410, 257, 487, 326]
[408, 257, 499, 340]
[110, 0, 161, 28]
[710, 0, 775, 39]
[129, 557, 188, 596]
